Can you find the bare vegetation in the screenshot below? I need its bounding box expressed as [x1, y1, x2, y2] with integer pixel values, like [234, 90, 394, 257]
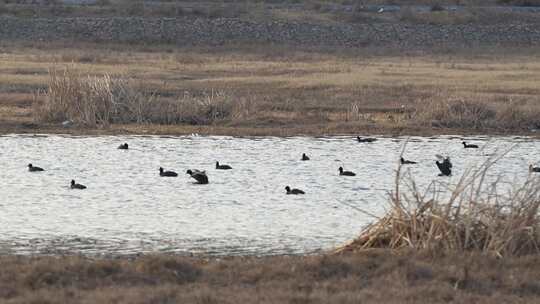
[1, 43, 540, 136]
[33, 67, 149, 126]
[338, 148, 540, 257]
[1, 2, 539, 303]
[33, 67, 251, 127]
[414, 98, 540, 130]
[1, 249, 540, 303]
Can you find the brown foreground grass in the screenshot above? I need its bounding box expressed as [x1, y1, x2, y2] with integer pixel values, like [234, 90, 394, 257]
[3, 250, 540, 303]
[1, 42, 540, 136]
[339, 147, 540, 257]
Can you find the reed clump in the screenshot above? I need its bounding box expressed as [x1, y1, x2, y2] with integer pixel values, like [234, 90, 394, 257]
[415, 98, 540, 131]
[33, 67, 151, 126]
[147, 90, 238, 125]
[33, 66, 249, 127]
[338, 150, 540, 257]
[415, 98, 496, 129]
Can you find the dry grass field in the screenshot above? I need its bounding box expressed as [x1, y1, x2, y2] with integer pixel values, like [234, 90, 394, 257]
[1, 43, 540, 136]
[3, 250, 540, 304]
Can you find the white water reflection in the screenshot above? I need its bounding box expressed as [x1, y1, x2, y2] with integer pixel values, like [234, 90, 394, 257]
[0, 134, 535, 256]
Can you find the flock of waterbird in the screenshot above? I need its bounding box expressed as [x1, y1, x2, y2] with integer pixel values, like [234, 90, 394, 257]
[26, 136, 532, 195]
[400, 138, 540, 177]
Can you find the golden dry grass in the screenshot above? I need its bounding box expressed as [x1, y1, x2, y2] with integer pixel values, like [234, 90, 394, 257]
[1, 43, 540, 136]
[338, 146, 540, 258]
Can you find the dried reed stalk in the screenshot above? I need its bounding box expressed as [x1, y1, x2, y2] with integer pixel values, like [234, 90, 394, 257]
[34, 66, 248, 126]
[337, 145, 540, 257]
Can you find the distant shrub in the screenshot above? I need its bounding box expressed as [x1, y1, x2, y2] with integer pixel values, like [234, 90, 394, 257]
[416, 99, 495, 129]
[497, 0, 540, 6]
[413, 97, 540, 130]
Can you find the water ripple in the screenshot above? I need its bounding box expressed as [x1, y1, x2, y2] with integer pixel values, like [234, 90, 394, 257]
[0, 134, 535, 256]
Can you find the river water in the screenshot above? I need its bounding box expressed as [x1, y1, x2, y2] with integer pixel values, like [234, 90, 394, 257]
[0, 134, 535, 256]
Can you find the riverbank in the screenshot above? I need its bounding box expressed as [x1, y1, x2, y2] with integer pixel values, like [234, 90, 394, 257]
[2, 250, 539, 303]
[2, 43, 540, 137]
[4, 122, 540, 138]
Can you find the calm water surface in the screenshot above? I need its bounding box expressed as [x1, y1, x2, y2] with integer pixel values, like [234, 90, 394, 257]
[0, 134, 536, 256]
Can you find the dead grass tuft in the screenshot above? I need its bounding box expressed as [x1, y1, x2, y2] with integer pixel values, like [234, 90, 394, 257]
[338, 148, 540, 257]
[415, 98, 540, 131]
[3, 250, 540, 302]
[415, 98, 496, 129]
[134, 255, 202, 284]
[33, 66, 257, 127]
[33, 66, 151, 126]
[154, 90, 234, 125]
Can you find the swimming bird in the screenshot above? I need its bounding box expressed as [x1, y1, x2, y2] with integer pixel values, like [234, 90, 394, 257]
[436, 157, 452, 176]
[301, 153, 310, 161]
[70, 180, 86, 189]
[400, 157, 417, 165]
[339, 166, 356, 176]
[159, 167, 178, 177]
[118, 143, 128, 150]
[285, 186, 305, 195]
[462, 141, 479, 148]
[529, 164, 540, 173]
[357, 136, 377, 143]
[28, 163, 44, 172]
[215, 161, 232, 170]
[187, 169, 209, 184]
